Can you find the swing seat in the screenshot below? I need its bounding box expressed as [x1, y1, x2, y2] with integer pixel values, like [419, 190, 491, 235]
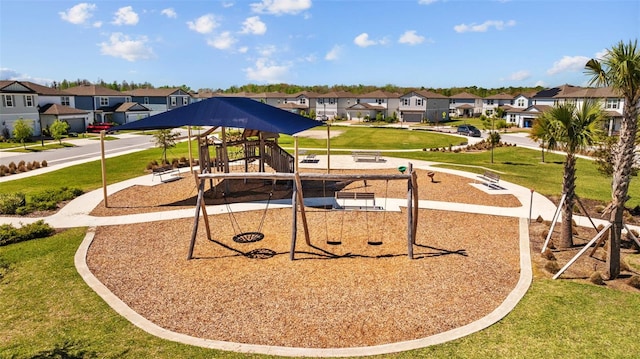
[233, 232, 265, 243]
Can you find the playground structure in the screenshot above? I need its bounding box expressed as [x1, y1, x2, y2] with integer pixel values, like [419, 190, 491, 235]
[184, 126, 419, 260]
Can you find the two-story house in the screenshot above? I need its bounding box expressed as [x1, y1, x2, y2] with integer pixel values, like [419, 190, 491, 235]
[64, 84, 136, 125]
[483, 93, 514, 116]
[345, 90, 401, 121]
[555, 86, 624, 135]
[449, 92, 482, 118]
[0, 80, 41, 137]
[21, 81, 90, 133]
[125, 88, 192, 116]
[399, 90, 449, 123]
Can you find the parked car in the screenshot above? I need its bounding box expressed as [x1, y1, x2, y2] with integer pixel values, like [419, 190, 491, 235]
[456, 125, 481, 137]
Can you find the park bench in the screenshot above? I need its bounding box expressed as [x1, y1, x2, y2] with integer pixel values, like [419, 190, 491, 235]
[352, 151, 382, 162]
[152, 165, 180, 182]
[335, 191, 376, 209]
[300, 153, 318, 163]
[476, 170, 501, 188]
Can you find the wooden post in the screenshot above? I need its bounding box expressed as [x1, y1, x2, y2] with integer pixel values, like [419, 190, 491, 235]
[541, 193, 566, 252]
[221, 126, 229, 173]
[294, 172, 311, 246]
[188, 126, 193, 174]
[411, 166, 419, 244]
[290, 179, 298, 260]
[100, 130, 108, 208]
[294, 136, 299, 172]
[187, 176, 206, 259]
[407, 163, 414, 259]
[553, 223, 612, 279]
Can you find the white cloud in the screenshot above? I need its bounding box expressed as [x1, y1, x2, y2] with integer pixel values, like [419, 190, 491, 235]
[398, 30, 425, 45]
[547, 55, 589, 75]
[508, 70, 531, 81]
[535, 80, 546, 87]
[250, 0, 312, 15]
[187, 14, 218, 34]
[257, 45, 277, 57]
[207, 32, 237, 50]
[222, 2, 235, 8]
[238, 46, 249, 53]
[0, 69, 54, 85]
[418, 0, 438, 4]
[244, 58, 290, 83]
[112, 6, 139, 26]
[93, 21, 103, 28]
[354, 33, 377, 47]
[325, 45, 342, 61]
[161, 8, 177, 18]
[99, 32, 154, 62]
[59, 3, 96, 25]
[595, 49, 608, 60]
[241, 16, 267, 35]
[454, 20, 516, 33]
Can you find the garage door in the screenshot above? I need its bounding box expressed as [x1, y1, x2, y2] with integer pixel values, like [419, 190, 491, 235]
[402, 113, 423, 123]
[66, 118, 86, 133]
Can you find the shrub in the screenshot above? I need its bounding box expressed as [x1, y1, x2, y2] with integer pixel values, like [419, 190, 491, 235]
[541, 248, 556, 261]
[28, 187, 83, 212]
[0, 220, 55, 246]
[0, 192, 26, 214]
[41, 160, 48, 167]
[18, 160, 25, 167]
[544, 260, 560, 274]
[32, 160, 40, 169]
[26, 162, 33, 171]
[8, 162, 16, 171]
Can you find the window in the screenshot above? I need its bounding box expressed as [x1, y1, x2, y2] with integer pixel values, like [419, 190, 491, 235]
[99, 97, 109, 106]
[486, 100, 494, 105]
[61, 96, 70, 106]
[329, 98, 335, 105]
[509, 114, 516, 122]
[449, 99, 456, 104]
[144, 97, 149, 105]
[318, 98, 324, 105]
[606, 98, 619, 109]
[24, 95, 34, 107]
[376, 99, 383, 104]
[171, 97, 177, 106]
[416, 98, 423, 106]
[3, 95, 14, 107]
[517, 99, 525, 107]
[126, 97, 132, 103]
[300, 98, 306, 104]
[183, 97, 189, 105]
[486, 109, 494, 116]
[356, 99, 361, 104]
[402, 98, 410, 106]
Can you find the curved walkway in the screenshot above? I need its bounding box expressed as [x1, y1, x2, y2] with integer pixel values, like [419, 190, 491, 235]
[2, 155, 626, 356]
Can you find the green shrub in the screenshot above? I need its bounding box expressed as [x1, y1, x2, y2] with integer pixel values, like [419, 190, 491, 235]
[0, 192, 26, 214]
[0, 220, 55, 246]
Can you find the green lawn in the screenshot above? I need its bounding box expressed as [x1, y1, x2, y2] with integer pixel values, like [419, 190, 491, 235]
[1, 229, 638, 358]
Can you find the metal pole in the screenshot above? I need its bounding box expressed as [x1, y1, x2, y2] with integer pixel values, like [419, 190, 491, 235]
[100, 130, 108, 208]
[326, 123, 330, 174]
[529, 188, 534, 224]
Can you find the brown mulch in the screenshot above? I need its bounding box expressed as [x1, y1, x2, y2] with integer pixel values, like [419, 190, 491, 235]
[85, 168, 525, 348]
[89, 168, 521, 217]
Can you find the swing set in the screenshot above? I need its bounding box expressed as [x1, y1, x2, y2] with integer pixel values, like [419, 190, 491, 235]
[187, 164, 420, 260]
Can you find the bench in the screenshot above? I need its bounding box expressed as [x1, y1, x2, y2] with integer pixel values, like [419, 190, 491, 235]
[352, 151, 382, 162]
[477, 170, 500, 188]
[335, 191, 376, 209]
[152, 165, 180, 182]
[300, 153, 318, 163]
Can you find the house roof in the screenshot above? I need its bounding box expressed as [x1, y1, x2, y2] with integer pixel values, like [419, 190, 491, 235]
[0, 80, 36, 93]
[39, 103, 88, 115]
[559, 86, 619, 98]
[124, 88, 183, 97]
[484, 92, 514, 100]
[407, 90, 449, 99]
[449, 91, 481, 99]
[348, 103, 386, 110]
[20, 81, 68, 96]
[114, 102, 150, 112]
[533, 84, 582, 99]
[455, 104, 475, 109]
[64, 84, 124, 96]
[277, 102, 307, 110]
[357, 90, 400, 99]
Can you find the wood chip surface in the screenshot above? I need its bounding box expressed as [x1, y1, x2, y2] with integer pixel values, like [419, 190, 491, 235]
[86, 169, 523, 348]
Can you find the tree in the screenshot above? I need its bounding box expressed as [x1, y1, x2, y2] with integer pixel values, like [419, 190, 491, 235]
[12, 119, 33, 149]
[153, 129, 181, 164]
[529, 115, 559, 163]
[585, 39, 640, 279]
[538, 100, 604, 248]
[49, 119, 70, 145]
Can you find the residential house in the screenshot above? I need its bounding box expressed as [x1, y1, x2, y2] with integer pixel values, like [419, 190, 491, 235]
[279, 91, 312, 116]
[314, 91, 347, 121]
[399, 90, 449, 123]
[0, 80, 41, 137]
[64, 84, 134, 125]
[38, 104, 89, 134]
[555, 86, 624, 135]
[125, 87, 192, 116]
[482, 93, 514, 116]
[345, 90, 401, 122]
[448, 92, 482, 118]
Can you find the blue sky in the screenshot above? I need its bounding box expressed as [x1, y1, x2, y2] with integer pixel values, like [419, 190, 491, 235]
[1, 0, 638, 91]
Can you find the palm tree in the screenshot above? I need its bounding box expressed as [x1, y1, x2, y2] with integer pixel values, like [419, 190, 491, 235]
[585, 39, 640, 279]
[538, 100, 604, 248]
[529, 115, 559, 163]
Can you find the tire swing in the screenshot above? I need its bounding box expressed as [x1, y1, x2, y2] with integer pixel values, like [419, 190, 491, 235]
[223, 184, 273, 244]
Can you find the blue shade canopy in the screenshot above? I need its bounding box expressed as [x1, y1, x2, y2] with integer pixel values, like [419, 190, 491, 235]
[112, 97, 320, 135]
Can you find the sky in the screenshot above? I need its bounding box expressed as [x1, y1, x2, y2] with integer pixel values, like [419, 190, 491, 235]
[1, 0, 639, 91]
